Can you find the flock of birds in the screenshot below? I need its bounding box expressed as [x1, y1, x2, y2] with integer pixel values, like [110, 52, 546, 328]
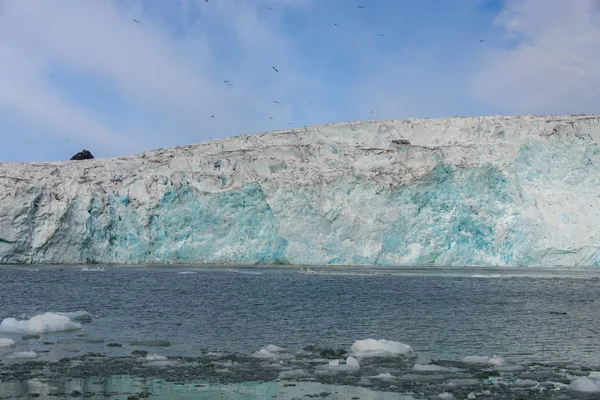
[131, 3, 487, 130]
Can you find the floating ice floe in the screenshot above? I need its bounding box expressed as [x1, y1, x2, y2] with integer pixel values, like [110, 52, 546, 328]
[53, 311, 93, 323]
[438, 393, 454, 399]
[252, 345, 294, 360]
[569, 377, 600, 392]
[144, 354, 168, 361]
[413, 363, 457, 372]
[514, 379, 538, 387]
[462, 355, 504, 366]
[4, 351, 38, 360]
[317, 356, 360, 372]
[372, 372, 395, 379]
[0, 312, 82, 334]
[350, 339, 412, 357]
[80, 267, 104, 272]
[177, 271, 197, 275]
[0, 338, 15, 347]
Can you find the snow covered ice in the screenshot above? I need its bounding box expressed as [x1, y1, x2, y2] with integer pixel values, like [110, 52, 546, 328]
[350, 339, 412, 357]
[0, 312, 82, 334]
[1, 115, 600, 266]
[3, 351, 38, 360]
[0, 338, 15, 347]
[569, 377, 600, 393]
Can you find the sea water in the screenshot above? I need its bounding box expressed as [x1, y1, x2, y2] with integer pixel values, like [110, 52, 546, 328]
[1, 266, 600, 399]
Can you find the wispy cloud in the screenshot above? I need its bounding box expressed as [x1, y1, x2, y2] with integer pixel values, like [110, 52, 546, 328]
[0, 0, 598, 162]
[470, 0, 600, 115]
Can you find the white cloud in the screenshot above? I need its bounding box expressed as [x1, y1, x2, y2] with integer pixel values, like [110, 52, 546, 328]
[470, 0, 600, 115]
[0, 0, 322, 160]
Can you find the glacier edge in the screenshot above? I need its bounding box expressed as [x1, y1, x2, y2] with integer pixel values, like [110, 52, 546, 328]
[1, 115, 600, 266]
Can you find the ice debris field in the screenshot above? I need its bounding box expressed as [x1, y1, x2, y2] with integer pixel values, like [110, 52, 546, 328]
[2, 312, 600, 399]
[1, 115, 600, 266]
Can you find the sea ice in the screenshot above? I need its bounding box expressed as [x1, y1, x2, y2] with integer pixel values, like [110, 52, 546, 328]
[372, 372, 395, 379]
[144, 354, 168, 361]
[264, 344, 285, 353]
[251, 345, 293, 360]
[350, 339, 412, 357]
[54, 311, 93, 323]
[514, 378, 538, 387]
[4, 351, 38, 359]
[317, 356, 360, 372]
[80, 267, 104, 272]
[568, 377, 600, 392]
[0, 338, 15, 347]
[438, 393, 454, 399]
[413, 363, 456, 372]
[462, 355, 504, 366]
[0, 313, 82, 334]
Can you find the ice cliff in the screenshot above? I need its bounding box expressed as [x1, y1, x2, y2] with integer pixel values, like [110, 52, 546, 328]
[1, 115, 600, 266]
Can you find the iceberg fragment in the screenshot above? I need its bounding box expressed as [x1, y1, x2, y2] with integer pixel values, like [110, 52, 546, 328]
[350, 339, 412, 357]
[0, 313, 82, 334]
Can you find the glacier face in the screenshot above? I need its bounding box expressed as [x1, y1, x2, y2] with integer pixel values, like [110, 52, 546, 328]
[1, 115, 600, 266]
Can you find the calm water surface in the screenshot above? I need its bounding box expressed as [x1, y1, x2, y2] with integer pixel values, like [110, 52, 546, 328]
[1, 266, 600, 399]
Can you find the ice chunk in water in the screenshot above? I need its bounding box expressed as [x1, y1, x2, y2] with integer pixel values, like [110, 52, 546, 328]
[317, 356, 360, 372]
[264, 344, 285, 353]
[438, 393, 454, 399]
[252, 345, 294, 360]
[4, 351, 38, 359]
[350, 339, 412, 357]
[54, 311, 93, 323]
[569, 377, 600, 392]
[413, 364, 456, 372]
[144, 354, 167, 361]
[373, 372, 395, 379]
[514, 378, 538, 387]
[0, 313, 81, 334]
[345, 356, 360, 369]
[0, 338, 15, 347]
[462, 355, 504, 366]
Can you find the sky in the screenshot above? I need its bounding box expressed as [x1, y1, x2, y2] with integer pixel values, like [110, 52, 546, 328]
[0, 0, 598, 162]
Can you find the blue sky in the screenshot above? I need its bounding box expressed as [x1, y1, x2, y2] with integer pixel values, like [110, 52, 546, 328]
[0, 0, 598, 162]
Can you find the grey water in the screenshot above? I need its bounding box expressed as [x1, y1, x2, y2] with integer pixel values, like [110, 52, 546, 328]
[1, 265, 600, 399]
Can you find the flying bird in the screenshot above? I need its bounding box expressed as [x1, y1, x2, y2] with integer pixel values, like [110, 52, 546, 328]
[223, 80, 230, 83]
[272, 66, 279, 73]
[211, 115, 214, 118]
[269, 117, 273, 120]
[272, 101, 281, 104]
[479, 39, 486, 42]
[369, 110, 374, 114]
[308, 101, 313, 104]
[133, 19, 140, 23]
[205, 0, 209, 2]
[334, 23, 339, 26]
[357, 5, 365, 9]
[379, 34, 385, 37]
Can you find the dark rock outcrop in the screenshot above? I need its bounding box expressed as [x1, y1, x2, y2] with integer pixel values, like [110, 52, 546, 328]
[70, 150, 94, 161]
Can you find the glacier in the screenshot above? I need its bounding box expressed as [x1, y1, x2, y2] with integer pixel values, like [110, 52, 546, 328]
[1, 115, 600, 266]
